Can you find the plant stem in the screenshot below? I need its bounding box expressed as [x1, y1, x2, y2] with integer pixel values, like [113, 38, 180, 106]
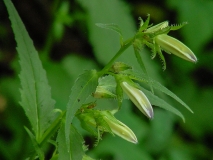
[98, 37, 134, 76]
[29, 111, 66, 160]
[38, 111, 66, 145]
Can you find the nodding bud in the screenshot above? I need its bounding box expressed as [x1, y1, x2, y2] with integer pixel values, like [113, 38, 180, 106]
[120, 82, 154, 119]
[155, 34, 197, 63]
[109, 62, 132, 74]
[103, 115, 138, 144]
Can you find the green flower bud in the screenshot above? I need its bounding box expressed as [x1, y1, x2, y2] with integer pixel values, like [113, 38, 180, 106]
[103, 113, 138, 144]
[155, 34, 197, 62]
[120, 81, 153, 119]
[77, 108, 137, 144]
[109, 62, 132, 73]
[93, 86, 116, 98]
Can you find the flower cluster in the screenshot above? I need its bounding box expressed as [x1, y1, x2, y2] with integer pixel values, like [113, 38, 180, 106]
[77, 15, 197, 144]
[138, 15, 197, 70]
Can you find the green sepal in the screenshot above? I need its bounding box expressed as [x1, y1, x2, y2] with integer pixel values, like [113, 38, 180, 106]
[138, 14, 150, 32]
[155, 42, 167, 70]
[148, 26, 171, 38]
[170, 22, 188, 31]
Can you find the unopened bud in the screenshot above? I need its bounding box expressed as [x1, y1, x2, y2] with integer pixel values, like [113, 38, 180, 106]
[120, 81, 153, 119]
[103, 112, 138, 144]
[155, 34, 197, 62]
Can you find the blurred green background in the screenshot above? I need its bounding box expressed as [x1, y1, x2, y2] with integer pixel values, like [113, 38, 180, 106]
[0, 0, 213, 159]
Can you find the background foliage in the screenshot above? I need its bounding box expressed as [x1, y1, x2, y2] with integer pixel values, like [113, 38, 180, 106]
[0, 0, 213, 159]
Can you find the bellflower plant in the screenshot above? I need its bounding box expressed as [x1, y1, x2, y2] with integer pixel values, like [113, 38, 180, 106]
[4, 0, 197, 158]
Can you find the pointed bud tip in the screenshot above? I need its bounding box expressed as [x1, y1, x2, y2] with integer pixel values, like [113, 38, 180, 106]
[132, 138, 138, 144]
[191, 55, 197, 63]
[147, 110, 154, 119]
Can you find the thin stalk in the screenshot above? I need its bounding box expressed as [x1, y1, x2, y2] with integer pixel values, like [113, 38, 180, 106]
[98, 37, 134, 76]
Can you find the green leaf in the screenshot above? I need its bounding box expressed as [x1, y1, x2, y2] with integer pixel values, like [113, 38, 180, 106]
[4, 0, 56, 140]
[140, 88, 185, 122]
[122, 69, 193, 113]
[65, 70, 98, 150]
[83, 155, 96, 160]
[133, 46, 154, 93]
[96, 23, 123, 43]
[57, 123, 84, 160]
[77, 0, 137, 67]
[149, 80, 193, 113]
[70, 125, 84, 160]
[25, 127, 44, 160]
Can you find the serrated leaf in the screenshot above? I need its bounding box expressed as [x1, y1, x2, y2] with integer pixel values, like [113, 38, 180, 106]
[4, 0, 56, 140]
[140, 88, 185, 122]
[57, 123, 84, 160]
[65, 70, 98, 150]
[122, 69, 193, 113]
[25, 127, 44, 160]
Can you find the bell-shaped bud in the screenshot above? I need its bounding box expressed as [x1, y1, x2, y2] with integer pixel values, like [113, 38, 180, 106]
[109, 62, 132, 74]
[102, 112, 138, 144]
[77, 108, 137, 144]
[155, 34, 197, 62]
[120, 81, 153, 119]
